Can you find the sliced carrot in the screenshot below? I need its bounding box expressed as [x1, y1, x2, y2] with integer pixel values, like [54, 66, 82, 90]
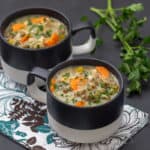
[51, 32, 59, 42]
[75, 100, 86, 107]
[44, 39, 54, 47]
[20, 35, 29, 43]
[31, 17, 45, 24]
[51, 78, 56, 85]
[70, 77, 87, 91]
[70, 78, 80, 91]
[96, 66, 110, 79]
[12, 23, 26, 32]
[50, 85, 55, 92]
[44, 32, 59, 47]
[50, 78, 56, 92]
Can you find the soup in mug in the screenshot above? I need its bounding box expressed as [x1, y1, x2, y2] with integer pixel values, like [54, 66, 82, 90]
[50, 65, 120, 107]
[4, 15, 68, 49]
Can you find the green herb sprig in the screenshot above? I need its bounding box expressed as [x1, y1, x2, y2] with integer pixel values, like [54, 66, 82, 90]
[90, 0, 150, 94]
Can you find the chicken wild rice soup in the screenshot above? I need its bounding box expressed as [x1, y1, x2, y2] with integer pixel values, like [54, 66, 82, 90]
[4, 15, 68, 49]
[50, 65, 120, 107]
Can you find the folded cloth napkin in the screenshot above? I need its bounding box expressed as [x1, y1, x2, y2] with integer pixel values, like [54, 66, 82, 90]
[0, 71, 148, 150]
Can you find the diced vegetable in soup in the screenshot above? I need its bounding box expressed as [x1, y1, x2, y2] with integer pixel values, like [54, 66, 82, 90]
[50, 66, 120, 107]
[4, 15, 68, 49]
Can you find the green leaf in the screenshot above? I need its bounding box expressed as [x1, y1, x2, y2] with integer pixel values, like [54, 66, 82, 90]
[80, 16, 89, 22]
[46, 30, 52, 37]
[128, 69, 140, 81]
[35, 125, 50, 133]
[127, 80, 141, 93]
[93, 18, 105, 29]
[140, 65, 149, 73]
[141, 73, 150, 82]
[126, 3, 144, 12]
[47, 134, 53, 144]
[96, 37, 103, 47]
[38, 25, 43, 31]
[123, 54, 133, 61]
[142, 36, 150, 45]
[63, 72, 70, 78]
[119, 63, 130, 74]
[145, 58, 150, 67]
[137, 17, 147, 26]
[125, 31, 136, 42]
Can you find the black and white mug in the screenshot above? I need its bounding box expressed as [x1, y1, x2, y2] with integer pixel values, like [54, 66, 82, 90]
[27, 58, 124, 143]
[0, 8, 96, 102]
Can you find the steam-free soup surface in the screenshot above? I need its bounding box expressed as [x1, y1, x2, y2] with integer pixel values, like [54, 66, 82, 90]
[4, 15, 68, 49]
[50, 65, 120, 107]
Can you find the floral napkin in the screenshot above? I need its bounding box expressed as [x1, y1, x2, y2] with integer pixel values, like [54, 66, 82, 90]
[0, 71, 148, 150]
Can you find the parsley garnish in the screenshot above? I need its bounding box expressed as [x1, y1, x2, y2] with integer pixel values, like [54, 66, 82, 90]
[89, 0, 150, 94]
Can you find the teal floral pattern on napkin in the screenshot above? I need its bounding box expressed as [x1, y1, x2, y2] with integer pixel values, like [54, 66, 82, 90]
[0, 120, 19, 137]
[0, 71, 148, 150]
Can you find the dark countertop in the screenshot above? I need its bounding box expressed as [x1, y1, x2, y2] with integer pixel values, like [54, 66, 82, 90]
[0, 0, 150, 149]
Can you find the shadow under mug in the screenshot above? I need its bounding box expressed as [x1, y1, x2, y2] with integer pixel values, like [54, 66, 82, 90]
[0, 8, 96, 102]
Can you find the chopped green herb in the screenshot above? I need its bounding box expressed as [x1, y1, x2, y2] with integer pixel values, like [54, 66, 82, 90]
[72, 98, 77, 103]
[54, 84, 59, 90]
[90, 0, 150, 94]
[96, 37, 103, 47]
[27, 19, 32, 25]
[61, 93, 64, 96]
[80, 16, 89, 22]
[38, 25, 43, 31]
[35, 34, 41, 39]
[46, 30, 52, 36]
[59, 24, 65, 30]
[84, 71, 89, 77]
[63, 72, 70, 78]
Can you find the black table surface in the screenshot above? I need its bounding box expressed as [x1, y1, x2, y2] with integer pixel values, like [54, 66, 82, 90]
[0, 0, 150, 149]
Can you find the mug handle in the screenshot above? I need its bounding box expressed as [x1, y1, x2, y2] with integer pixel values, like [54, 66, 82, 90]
[72, 22, 96, 55]
[27, 67, 49, 104]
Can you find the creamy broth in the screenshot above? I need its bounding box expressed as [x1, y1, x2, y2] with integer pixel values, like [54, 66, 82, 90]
[50, 65, 120, 107]
[4, 15, 68, 49]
